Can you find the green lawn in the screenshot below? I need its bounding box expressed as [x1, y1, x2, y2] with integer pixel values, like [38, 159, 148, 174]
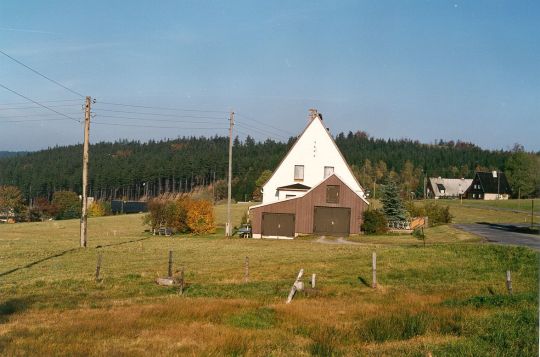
[442, 198, 540, 213]
[0, 205, 538, 356]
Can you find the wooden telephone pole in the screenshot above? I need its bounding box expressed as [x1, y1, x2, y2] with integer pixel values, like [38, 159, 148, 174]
[226, 111, 234, 237]
[80, 96, 91, 247]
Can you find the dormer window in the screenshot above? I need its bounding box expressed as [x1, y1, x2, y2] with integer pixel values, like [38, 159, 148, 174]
[324, 166, 334, 178]
[294, 165, 304, 181]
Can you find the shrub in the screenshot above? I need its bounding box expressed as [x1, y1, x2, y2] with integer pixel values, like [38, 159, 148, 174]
[52, 191, 80, 220]
[405, 201, 426, 218]
[144, 198, 189, 233]
[144, 197, 215, 234]
[424, 202, 453, 226]
[88, 201, 110, 217]
[361, 209, 388, 234]
[186, 199, 215, 234]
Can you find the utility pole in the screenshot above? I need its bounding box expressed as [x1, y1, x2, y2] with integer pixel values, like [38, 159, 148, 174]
[80, 96, 91, 247]
[226, 111, 234, 237]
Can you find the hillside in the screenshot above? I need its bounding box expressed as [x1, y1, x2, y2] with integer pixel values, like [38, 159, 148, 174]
[0, 133, 522, 201]
[0, 151, 24, 159]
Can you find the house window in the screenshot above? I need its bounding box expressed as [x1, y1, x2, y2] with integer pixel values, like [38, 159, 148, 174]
[473, 194, 476, 198]
[294, 165, 304, 180]
[324, 166, 334, 178]
[285, 194, 296, 198]
[326, 185, 340, 203]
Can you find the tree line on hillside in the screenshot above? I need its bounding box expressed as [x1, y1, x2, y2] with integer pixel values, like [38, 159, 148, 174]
[0, 132, 537, 204]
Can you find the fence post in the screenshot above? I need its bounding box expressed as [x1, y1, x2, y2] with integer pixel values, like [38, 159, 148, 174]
[179, 267, 184, 295]
[311, 273, 316, 288]
[95, 252, 103, 282]
[372, 252, 377, 289]
[168, 250, 173, 278]
[244, 256, 249, 283]
[506, 270, 513, 295]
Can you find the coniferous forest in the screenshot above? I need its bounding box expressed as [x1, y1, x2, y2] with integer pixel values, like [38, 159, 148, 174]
[0, 131, 537, 203]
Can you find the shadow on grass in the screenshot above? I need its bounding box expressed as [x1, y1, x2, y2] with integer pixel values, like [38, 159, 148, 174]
[0, 247, 79, 278]
[0, 298, 33, 323]
[357, 276, 370, 287]
[95, 235, 152, 249]
[0, 236, 153, 278]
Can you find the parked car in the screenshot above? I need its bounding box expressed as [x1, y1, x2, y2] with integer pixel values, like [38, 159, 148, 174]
[236, 224, 252, 238]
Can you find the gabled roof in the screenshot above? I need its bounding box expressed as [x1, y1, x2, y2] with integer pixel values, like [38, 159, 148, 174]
[251, 173, 369, 210]
[261, 115, 365, 192]
[475, 172, 512, 194]
[277, 183, 311, 191]
[428, 177, 472, 197]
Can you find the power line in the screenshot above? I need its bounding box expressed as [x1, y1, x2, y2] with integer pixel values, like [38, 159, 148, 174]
[95, 100, 229, 114]
[0, 83, 80, 123]
[0, 112, 82, 118]
[235, 112, 296, 137]
[92, 120, 228, 130]
[0, 99, 80, 106]
[93, 108, 225, 120]
[0, 103, 81, 110]
[0, 49, 85, 98]
[93, 113, 226, 125]
[235, 122, 288, 141]
[0, 118, 77, 123]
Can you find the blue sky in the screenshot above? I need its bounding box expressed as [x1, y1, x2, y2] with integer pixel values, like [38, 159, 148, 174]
[1, 0, 539, 151]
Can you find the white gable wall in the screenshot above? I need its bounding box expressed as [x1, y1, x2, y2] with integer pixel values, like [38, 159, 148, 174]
[262, 117, 365, 203]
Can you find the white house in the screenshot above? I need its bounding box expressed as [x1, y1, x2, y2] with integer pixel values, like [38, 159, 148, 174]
[250, 110, 369, 238]
[261, 110, 367, 204]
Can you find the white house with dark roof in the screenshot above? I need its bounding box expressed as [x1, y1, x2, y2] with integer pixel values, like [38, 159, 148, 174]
[261, 110, 367, 204]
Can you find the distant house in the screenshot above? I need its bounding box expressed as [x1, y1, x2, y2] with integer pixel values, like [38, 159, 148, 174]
[464, 171, 512, 200]
[249, 109, 369, 238]
[427, 177, 472, 199]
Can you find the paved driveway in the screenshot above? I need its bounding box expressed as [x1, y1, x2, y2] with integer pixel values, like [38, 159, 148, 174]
[454, 223, 540, 250]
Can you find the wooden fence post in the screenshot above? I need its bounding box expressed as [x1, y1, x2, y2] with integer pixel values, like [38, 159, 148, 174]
[311, 273, 316, 288]
[372, 252, 377, 289]
[95, 252, 103, 282]
[179, 267, 184, 295]
[286, 269, 304, 304]
[168, 250, 173, 278]
[244, 256, 249, 283]
[506, 270, 513, 295]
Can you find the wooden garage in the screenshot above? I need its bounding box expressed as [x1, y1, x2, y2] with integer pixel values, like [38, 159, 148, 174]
[262, 213, 295, 237]
[250, 174, 368, 238]
[313, 206, 351, 236]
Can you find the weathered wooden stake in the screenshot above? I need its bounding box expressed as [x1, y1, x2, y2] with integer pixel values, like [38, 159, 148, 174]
[311, 273, 316, 288]
[95, 252, 102, 282]
[168, 250, 173, 278]
[286, 269, 304, 304]
[179, 267, 185, 295]
[244, 256, 249, 283]
[372, 252, 377, 289]
[506, 270, 513, 295]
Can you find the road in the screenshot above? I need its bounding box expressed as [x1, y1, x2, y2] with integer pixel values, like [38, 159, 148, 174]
[454, 223, 540, 250]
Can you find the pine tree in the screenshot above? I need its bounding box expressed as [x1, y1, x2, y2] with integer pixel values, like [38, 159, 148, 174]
[380, 180, 408, 222]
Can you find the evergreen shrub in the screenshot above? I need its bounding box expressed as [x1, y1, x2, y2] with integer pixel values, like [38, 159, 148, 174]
[361, 209, 388, 235]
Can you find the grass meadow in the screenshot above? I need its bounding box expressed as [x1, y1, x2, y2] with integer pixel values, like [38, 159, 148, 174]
[0, 203, 538, 356]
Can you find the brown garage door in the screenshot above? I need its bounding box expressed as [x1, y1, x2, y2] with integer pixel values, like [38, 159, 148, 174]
[313, 206, 351, 236]
[262, 213, 295, 237]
